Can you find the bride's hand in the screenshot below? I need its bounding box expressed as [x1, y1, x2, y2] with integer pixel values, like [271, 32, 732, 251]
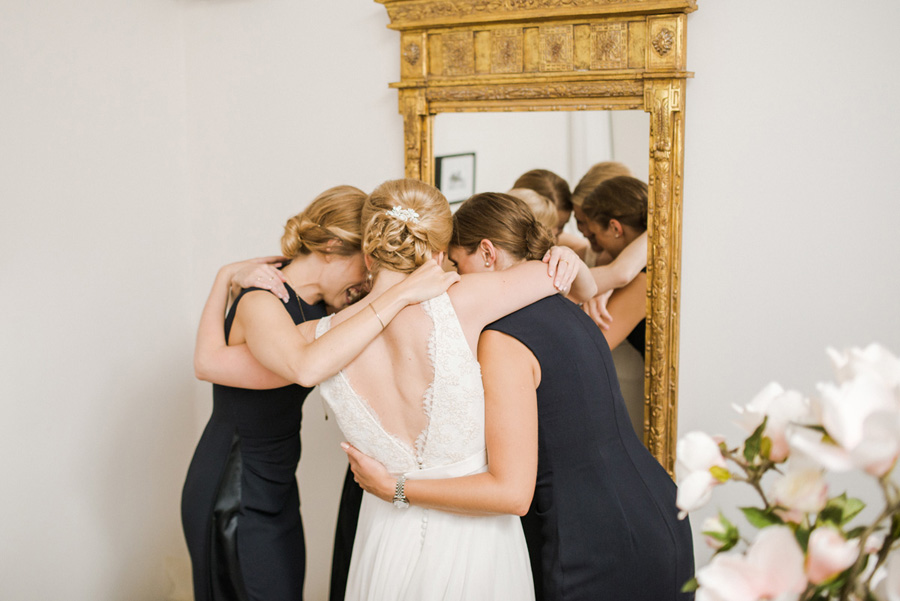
[398, 258, 461, 304]
[542, 246, 580, 292]
[342, 442, 395, 503]
[225, 256, 289, 303]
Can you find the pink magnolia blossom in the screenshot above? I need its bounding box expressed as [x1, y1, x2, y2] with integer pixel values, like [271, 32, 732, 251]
[696, 526, 807, 601]
[770, 466, 828, 524]
[676, 431, 728, 518]
[733, 382, 812, 462]
[805, 526, 858, 584]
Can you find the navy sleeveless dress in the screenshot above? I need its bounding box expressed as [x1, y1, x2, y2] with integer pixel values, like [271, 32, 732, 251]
[485, 295, 694, 601]
[181, 285, 326, 601]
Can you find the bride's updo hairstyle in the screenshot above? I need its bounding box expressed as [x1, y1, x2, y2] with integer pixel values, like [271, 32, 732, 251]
[362, 179, 453, 274]
[452, 192, 554, 261]
[281, 185, 366, 258]
[581, 175, 648, 233]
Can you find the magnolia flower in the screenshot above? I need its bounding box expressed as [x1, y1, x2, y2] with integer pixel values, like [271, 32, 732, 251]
[805, 526, 858, 584]
[676, 431, 729, 518]
[733, 382, 811, 462]
[790, 371, 900, 476]
[770, 466, 828, 523]
[829, 344, 900, 389]
[696, 526, 807, 601]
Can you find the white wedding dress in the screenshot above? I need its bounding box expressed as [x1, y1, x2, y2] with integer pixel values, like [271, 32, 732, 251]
[316, 293, 534, 601]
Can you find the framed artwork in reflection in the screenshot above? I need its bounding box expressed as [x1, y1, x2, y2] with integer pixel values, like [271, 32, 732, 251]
[435, 153, 476, 204]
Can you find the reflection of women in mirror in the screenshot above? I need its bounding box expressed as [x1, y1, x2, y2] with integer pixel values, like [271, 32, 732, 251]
[582, 175, 649, 352]
[182, 186, 457, 601]
[345, 192, 694, 601]
[316, 179, 596, 600]
[512, 168, 572, 233]
[570, 161, 632, 265]
[514, 164, 647, 330]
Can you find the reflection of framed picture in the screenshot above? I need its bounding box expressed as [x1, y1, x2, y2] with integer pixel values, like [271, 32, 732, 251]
[435, 153, 476, 204]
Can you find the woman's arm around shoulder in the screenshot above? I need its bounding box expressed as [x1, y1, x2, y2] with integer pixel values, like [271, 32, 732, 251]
[449, 246, 597, 335]
[236, 259, 459, 387]
[193, 258, 294, 390]
[345, 329, 539, 516]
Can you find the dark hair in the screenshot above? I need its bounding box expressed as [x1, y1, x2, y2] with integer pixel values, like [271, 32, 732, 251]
[452, 192, 554, 261]
[513, 169, 572, 213]
[581, 175, 648, 232]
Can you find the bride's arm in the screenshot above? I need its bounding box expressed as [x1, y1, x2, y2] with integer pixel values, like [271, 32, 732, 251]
[199, 259, 460, 389]
[344, 330, 538, 516]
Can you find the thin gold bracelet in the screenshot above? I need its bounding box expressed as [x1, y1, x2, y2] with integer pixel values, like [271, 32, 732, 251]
[368, 303, 386, 330]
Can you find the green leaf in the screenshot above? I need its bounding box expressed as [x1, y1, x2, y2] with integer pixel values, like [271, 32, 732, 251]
[680, 578, 698, 593]
[842, 497, 865, 524]
[794, 526, 811, 552]
[740, 506, 784, 529]
[743, 417, 768, 462]
[845, 526, 868, 539]
[820, 493, 866, 527]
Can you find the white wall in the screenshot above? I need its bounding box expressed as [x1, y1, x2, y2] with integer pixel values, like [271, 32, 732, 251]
[0, 1, 192, 599]
[679, 0, 900, 561]
[3, 1, 900, 599]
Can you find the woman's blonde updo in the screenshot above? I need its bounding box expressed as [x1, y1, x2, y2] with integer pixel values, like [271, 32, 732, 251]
[582, 175, 648, 233]
[571, 161, 632, 208]
[281, 185, 366, 258]
[362, 179, 453, 274]
[452, 192, 554, 262]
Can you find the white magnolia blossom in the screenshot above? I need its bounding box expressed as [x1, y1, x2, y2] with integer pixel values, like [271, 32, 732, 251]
[676, 431, 728, 518]
[696, 526, 807, 601]
[733, 382, 812, 462]
[790, 371, 900, 476]
[770, 466, 828, 524]
[829, 344, 900, 389]
[805, 527, 858, 585]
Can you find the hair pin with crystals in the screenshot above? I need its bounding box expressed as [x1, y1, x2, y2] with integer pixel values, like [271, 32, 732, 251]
[386, 206, 421, 224]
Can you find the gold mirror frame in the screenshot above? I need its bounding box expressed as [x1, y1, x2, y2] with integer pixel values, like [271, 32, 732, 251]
[376, 0, 696, 473]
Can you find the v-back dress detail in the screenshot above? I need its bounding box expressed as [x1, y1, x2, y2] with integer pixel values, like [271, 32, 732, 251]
[316, 293, 534, 601]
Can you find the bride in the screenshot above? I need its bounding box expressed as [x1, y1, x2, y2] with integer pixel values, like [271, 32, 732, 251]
[196, 178, 596, 599]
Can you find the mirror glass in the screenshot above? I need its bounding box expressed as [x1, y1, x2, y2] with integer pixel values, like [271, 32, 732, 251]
[433, 110, 651, 436]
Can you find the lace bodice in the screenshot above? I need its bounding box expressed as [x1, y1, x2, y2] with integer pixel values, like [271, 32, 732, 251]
[315, 293, 485, 475]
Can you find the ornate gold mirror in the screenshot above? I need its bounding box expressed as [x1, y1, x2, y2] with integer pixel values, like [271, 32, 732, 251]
[376, 0, 697, 472]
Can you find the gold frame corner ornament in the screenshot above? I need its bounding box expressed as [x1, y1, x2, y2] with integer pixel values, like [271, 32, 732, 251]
[377, 0, 696, 474]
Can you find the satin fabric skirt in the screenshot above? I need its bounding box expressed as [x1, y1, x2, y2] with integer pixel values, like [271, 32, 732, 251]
[344, 452, 535, 601]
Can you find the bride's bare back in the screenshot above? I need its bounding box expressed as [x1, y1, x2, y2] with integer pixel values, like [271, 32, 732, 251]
[335, 301, 435, 450]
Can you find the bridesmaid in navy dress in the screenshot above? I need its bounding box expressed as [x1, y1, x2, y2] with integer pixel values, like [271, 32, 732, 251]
[345, 192, 694, 601]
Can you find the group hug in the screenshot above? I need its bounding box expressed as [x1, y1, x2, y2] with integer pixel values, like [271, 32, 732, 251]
[181, 163, 696, 601]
